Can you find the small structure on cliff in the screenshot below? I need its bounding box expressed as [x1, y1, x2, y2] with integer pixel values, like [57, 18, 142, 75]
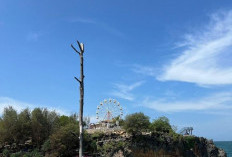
[179, 127, 193, 136]
[89, 120, 120, 129]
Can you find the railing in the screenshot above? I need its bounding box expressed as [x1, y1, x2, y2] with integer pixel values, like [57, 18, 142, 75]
[179, 127, 193, 135]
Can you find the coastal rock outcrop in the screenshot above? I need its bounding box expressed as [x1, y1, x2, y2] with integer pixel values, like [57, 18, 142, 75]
[95, 132, 227, 157]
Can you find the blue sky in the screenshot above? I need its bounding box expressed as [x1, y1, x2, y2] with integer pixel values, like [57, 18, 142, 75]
[1, 0, 232, 141]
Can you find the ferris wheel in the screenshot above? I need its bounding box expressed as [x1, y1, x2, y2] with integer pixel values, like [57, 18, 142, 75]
[96, 98, 123, 122]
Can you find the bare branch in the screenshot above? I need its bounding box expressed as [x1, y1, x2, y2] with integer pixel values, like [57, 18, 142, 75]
[74, 76, 81, 83]
[71, 44, 80, 55]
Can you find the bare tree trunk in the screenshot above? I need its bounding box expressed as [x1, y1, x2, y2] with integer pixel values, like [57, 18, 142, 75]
[79, 51, 84, 157]
[71, 41, 84, 157]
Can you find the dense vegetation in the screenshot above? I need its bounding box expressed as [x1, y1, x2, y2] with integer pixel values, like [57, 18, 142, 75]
[0, 106, 85, 156]
[0, 107, 182, 156]
[123, 112, 175, 134]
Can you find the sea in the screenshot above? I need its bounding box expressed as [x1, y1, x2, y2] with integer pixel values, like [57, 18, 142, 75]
[214, 141, 232, 157]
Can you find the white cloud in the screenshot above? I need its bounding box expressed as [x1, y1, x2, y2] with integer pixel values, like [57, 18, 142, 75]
[111, 81, 144, 101]
[158, 10, 232, 86]
[131, 64, 157, 77]
[142, 92, 232, 112]
[0, 97, 70, 116]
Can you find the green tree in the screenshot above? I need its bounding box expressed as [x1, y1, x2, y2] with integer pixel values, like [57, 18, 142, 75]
[123, 112, 150, 134]
[31, 108, 48, 146]
[150, 116, 173, 133]
[31, 108, 60, 146]
[49, 123, 79, 156]
[0, 117, 4, 144]
[1, 106, 18, 144]
[43, 109, 60, 135]
[58, 115, 70, 127]
[17, 108, 32, 144]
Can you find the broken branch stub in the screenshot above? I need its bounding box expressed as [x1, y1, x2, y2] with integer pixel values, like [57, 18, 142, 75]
[77, 40, 84, 53]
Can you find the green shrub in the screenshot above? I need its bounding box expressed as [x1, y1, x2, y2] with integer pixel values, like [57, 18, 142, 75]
[171, 132, 181, 142]
[98, 141, 127, 156]
[123, 112, 150, 134]
[30, 149, 43, 157]
[150, 116, 173, 133]
[41, 139, 50, 153]
[10, 151, 23, 157]
[184, 136, 196, 150]
[91, 131, 104, 139]
[3, 149, 10, 157]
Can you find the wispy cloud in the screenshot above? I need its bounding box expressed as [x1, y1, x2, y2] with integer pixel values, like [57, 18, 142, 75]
[131, 64, 158, 77]
[111, 81, 144, 101]
[0, 97, 70, 116]
[68, 17, 125, 38]
[158, 10, 232, 86]
[142, 92, 232, 112]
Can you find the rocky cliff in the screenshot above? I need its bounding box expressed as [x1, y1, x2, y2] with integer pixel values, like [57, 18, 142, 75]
[94, 132, 227, 157]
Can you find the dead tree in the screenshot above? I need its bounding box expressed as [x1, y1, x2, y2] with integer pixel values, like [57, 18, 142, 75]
[71, 41, 84, 157]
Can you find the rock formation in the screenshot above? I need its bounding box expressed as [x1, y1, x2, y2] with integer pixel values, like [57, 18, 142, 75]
[94, 132, 227, 157]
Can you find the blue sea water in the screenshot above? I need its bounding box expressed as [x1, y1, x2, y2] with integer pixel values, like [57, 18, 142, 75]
[214, 141, 232, 157]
